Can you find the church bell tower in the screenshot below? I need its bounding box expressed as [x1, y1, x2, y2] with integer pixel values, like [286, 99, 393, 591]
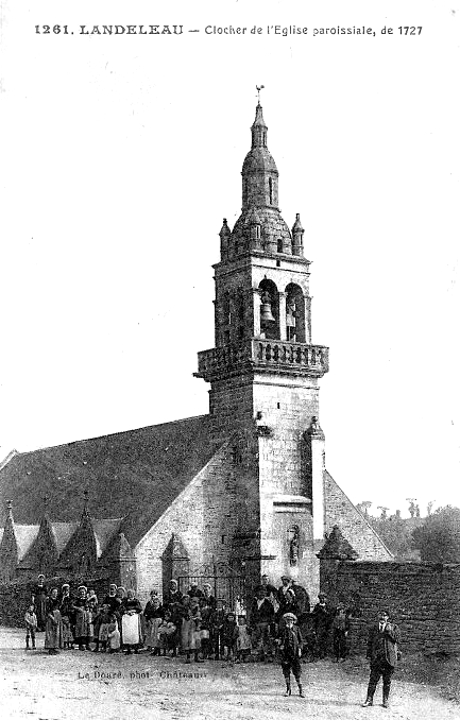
[195, 96, 329, 588]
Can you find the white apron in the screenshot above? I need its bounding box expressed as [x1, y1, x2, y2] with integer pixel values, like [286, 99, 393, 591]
[122, 613, 140, 645]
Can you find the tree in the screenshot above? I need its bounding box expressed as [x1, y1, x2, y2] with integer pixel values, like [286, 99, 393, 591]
[356, 501, 372, 516]
[367, 512, 416, 560]
[411, 506, 460, 563]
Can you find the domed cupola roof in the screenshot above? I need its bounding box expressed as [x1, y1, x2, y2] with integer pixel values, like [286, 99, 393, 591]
[242, 147, 278, 175]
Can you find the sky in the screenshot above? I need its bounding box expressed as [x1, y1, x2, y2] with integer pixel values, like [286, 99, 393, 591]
[0, 0, 459, 517]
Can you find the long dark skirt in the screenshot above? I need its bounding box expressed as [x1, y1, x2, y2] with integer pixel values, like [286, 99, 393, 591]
[44, 610, 63, 650]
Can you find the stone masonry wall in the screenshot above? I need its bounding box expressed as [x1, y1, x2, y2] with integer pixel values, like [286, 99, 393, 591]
[209, 376, 254, 440]
[324, 472, 392, 561]
[135, 441, 251, 605]
[322, 560, 460, 656]
[254, 374, 319, 596]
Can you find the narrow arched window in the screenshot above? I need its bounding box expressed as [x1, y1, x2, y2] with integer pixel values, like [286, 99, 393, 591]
[269, 178, 273, 205]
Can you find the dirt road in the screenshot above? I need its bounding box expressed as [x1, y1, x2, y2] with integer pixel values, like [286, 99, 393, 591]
[1, 629, 458, 720]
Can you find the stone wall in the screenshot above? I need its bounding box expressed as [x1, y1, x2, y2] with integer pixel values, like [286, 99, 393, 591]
[321, 560, 460, 656]
[254, 376, 319, 596]
[135, 440, 248, 604]
[324, 472, 393, 561]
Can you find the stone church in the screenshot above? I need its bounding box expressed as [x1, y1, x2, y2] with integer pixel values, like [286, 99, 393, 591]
[0, 100, 392, 604]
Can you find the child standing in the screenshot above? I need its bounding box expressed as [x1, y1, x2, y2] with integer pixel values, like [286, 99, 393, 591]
[221, 611, 238, 662]
[107, 614, 121, 653]
[332, 603, 350, 663]
[25, 604, 37, 650]
[157, 611, 177, 656]
[278, 612, 305, 698]
[97, 604, 112, 653]
[236, 615, 252, 662]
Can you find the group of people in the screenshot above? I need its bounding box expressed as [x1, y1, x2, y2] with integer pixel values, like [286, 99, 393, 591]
[26, 573, 400, 707]
[249, 574, 351, 664]
[29, 576, 140, 655]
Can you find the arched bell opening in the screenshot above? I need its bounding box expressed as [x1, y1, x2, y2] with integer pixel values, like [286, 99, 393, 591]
[285, 283, 306, 343]
[258, 279, 280, 340]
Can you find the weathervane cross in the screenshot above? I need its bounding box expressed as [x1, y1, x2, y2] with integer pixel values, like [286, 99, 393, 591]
[256, 85, 265, 103]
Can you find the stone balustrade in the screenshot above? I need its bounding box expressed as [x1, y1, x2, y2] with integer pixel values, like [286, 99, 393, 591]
[195, 339, 329, 382]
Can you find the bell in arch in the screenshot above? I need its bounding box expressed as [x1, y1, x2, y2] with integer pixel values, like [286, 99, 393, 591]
[260, 290, 275, 322]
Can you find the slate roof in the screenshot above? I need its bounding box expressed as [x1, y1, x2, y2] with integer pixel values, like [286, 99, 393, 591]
[51, 521, 80, 555]
[14, 525, 40, 560]
[0, 415, 217, 548]
[92, 518, 123, 558]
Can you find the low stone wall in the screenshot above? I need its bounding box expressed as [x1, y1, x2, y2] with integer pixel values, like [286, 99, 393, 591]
[321, 560, 460, 656]
[0, 576, 112, 628]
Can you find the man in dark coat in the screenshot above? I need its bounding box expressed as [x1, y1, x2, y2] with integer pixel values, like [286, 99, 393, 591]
[254, 574, 279, 601]
[278, 576, 310, 618]
[278, 612, 305, 698]
[362, 609, 400, 708]
[250, 588, 275, 661]
[311, 592, 333, 658]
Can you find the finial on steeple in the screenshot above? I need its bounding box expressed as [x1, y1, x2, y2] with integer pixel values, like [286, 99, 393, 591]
[6, 499, 13, 520]
[256, 85, 265, 105]
[292, 213, 305, 257]
[219, 218, 231, 237]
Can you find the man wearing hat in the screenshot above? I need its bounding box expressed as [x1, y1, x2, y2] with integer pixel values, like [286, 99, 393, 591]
[278, 576, 310, 621]
[278, 612, 305, 698]
[362, 609, 400, 709]
[250, 587, 275, 662]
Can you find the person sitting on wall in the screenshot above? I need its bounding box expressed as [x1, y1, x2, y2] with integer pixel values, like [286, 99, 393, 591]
[362, 609, 400, 709]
